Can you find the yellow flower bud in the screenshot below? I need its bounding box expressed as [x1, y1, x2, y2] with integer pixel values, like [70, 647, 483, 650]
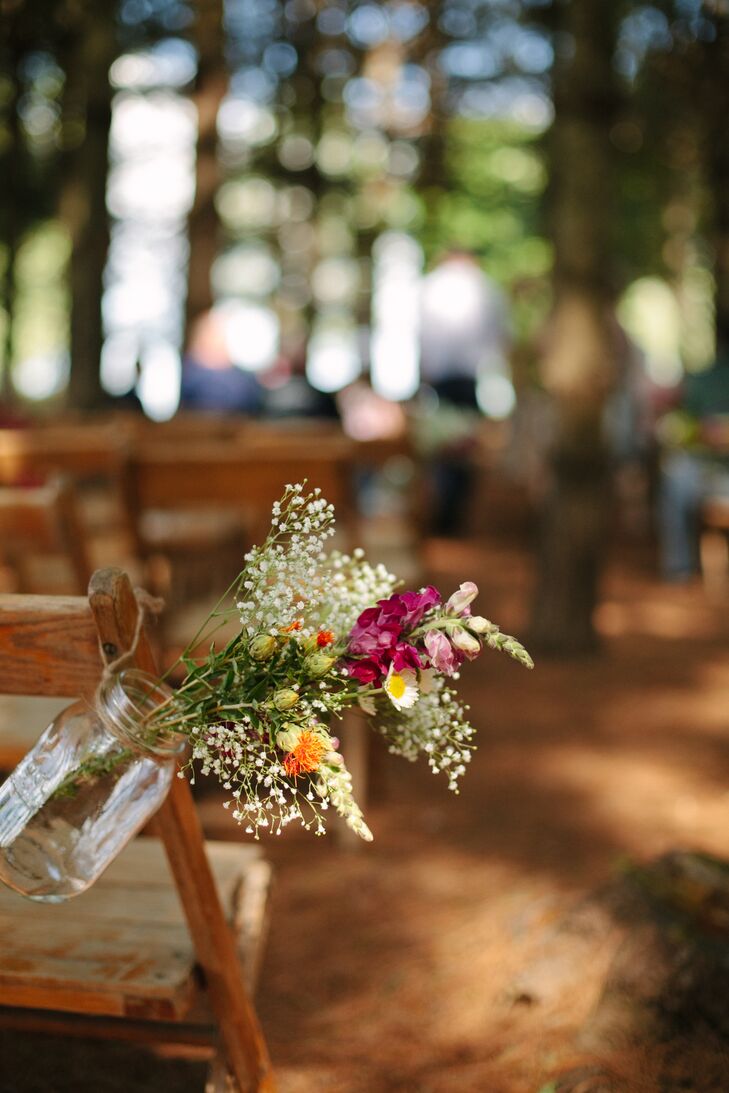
[305, 653, 336, 678]
[249, 633, 277, 661]
[276, 724, 300, 751]
[273, 688, 300, 711]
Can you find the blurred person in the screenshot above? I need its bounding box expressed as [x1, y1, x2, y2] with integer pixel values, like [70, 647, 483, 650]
[417, 249, 512, 535]
[180, 309, 263, 414]
[658, 335, 729, 580]
[260, 339, 340, 421]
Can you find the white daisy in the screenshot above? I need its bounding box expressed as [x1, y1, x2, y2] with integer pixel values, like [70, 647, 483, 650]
[383, 666, 419, 710]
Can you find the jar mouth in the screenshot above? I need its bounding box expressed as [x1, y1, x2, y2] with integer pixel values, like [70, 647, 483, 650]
[99, 669, 186, 758]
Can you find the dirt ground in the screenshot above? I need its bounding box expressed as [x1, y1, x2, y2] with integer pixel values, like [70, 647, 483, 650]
[4, 533, 729, 1092]
[239, 538, 729, 1093]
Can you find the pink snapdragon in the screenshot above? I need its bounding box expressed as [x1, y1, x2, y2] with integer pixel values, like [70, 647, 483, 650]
[423, 629, 464, 676]
[445, 582, 479, 616]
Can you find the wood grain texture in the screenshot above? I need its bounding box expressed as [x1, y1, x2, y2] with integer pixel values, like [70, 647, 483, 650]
[0, 595, 99, 697]
[0, 839, 267, 1021]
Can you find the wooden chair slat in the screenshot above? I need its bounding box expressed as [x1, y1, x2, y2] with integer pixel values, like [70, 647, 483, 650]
[0, 596, 99, 697]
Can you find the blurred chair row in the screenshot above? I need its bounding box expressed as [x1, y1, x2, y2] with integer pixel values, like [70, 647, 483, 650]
[0, 417, 358, 620]
[0, 413, 423, 846]
[0, 410, 415, 1088]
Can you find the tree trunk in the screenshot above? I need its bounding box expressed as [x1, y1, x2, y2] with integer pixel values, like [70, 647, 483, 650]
[184, 0, 227, 342]
[0, 26, 24, 405]
[529, 0, 621, 655]
[700, 14, 729, 349]
[62, 7, 115, 412]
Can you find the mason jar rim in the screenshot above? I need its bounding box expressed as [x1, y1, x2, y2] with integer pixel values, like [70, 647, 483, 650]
[98, 669, 186, 759]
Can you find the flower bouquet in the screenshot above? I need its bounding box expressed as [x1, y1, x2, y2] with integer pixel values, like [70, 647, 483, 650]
[0, 482, 533, 902]
[155, 482, 533, 842]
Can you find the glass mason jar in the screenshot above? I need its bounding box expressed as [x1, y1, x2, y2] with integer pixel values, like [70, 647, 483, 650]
[0, 670, 185, 902]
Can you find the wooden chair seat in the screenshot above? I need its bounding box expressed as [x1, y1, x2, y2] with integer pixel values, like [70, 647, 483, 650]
[0, 838, 270, 1021]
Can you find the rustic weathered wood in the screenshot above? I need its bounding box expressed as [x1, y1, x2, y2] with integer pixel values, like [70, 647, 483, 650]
[0, 839, 265, 1020]
[88, 568, 274, 1092]
[700, 498, 729, 591]
[0, 595, 98, 697]
[702, 496, 729, 530]
[0, 567, 275, 1092]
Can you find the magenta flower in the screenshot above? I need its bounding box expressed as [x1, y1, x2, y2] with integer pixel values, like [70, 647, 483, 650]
[396, 586, 442, 628]
[347, 619, 402, 658]
[424, 629, 464, 676]
[342, 657, 385, 685]
[345, 586, 441, 684]
[391, 641, 425, 672]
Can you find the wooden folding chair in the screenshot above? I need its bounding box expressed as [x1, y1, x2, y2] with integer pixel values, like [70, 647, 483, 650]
[0, 567, 274, 1091]
[0, 474, 93, 594]
[127, 434, 357, 546]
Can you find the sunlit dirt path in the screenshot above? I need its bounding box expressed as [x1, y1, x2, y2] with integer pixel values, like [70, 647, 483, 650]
[240, 540, 729, 1092]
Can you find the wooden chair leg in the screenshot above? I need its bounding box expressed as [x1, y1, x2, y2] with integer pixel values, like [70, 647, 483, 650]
[206, 1048, 237, 1093]
[88, 570, 275, 1091]
[157, 780, 275, 1093]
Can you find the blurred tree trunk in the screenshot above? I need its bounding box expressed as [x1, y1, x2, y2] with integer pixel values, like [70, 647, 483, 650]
[700, 12, 729, 348]
[185, 0, 227, 342]
[62, 6, 115, 411]
[0, 70, 20, 404]
[529, 0, 621, 654]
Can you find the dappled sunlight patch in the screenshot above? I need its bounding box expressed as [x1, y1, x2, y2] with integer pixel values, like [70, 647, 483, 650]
[594, 597, 722, 640]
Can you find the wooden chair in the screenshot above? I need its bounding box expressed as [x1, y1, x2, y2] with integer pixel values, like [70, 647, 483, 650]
[0, 425, 139, 577]
[0, 475, 93, 594]
[126, 433, 357, 545]
[700, 495, 729, 592]
[0, 567, 274, 1091]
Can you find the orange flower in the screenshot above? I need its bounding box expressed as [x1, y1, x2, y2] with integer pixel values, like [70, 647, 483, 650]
[281, 619, 303, 633]
[283, 730, 329, 778]
[316, 629, 335, 647]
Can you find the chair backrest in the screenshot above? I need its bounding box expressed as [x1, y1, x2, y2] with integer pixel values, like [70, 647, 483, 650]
[0, 566, 156, 698]
[127, 433, 357, 543]
[0, 475, 93, 594]
[0, 426, 127, 485]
